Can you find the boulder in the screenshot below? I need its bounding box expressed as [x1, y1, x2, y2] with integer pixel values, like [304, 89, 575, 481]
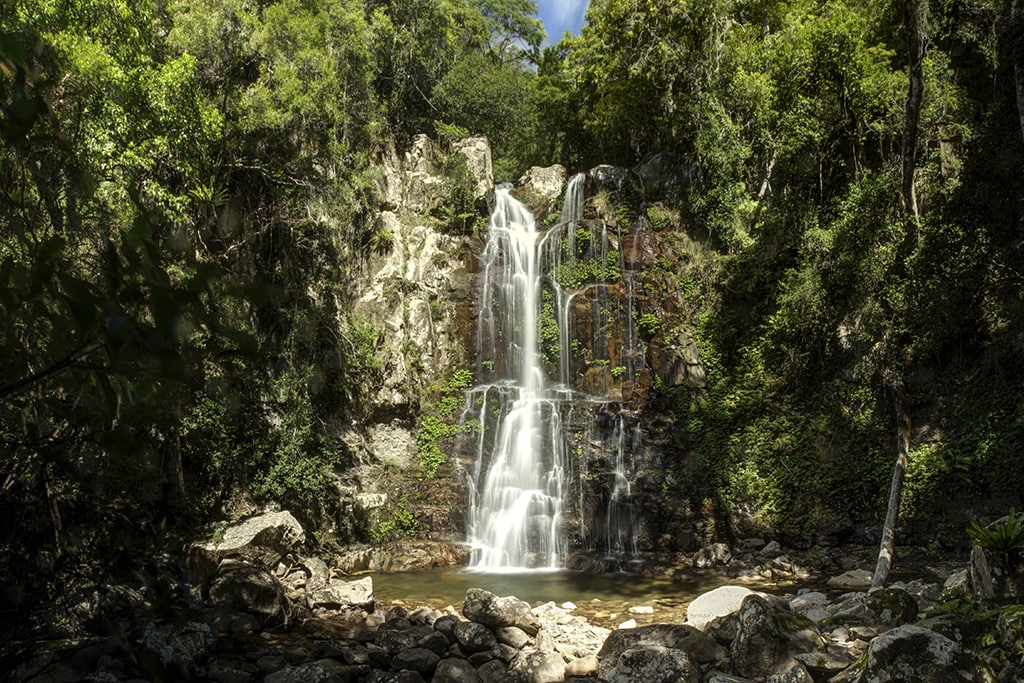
[140, 621, 217, 676]
[828, 589, 918, 629]
[789, 591, 829, 613]
[687, 585, 755, 630]
[263, 659, 368, 683]
[307, 576, 374, 611]
[208, 559, 289, 625]
[828, 569, 874, 590]
[514, 165, 567, 216]
[508, 649, 565, 683]
[602, 645, 702, 683]
[433, 614, 462, 644]
[941, 568, 972, 601]
[496, 626, 531, 649]
[729, 595, 823, 680]
[204, 510, 305, 567]
[970, 545, 997, 600]
[598, 624, 726, 679]
[433, 658, 482, 683]
[391, 648, 440, 675]
[694, 542, 732, 569]
[454, 621, 499, 654]
[463, 588, 540, 635]
[565, 654, 599, 677]
[769, 661, 814, 683]
[707, 673, 758, 683]
[831, 624, 978, 682]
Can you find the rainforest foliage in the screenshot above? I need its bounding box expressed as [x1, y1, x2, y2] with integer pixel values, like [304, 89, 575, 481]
[1, 0, 1023, 598]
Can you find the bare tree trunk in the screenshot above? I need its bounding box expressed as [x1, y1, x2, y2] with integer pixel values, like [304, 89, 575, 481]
[901, 0, 928, 220]
[1013, 0, 1024, 145]
[872, 395, 911, 589]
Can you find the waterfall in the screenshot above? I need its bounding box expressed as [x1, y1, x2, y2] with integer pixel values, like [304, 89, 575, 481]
[466, 172, 647, 571]
[467, 186, 568, 570]
[605, 416, 640, 557]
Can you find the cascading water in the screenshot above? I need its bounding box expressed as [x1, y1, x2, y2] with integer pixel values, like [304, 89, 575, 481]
[466, 186, 568, 570]
[466, 172, 647, 570]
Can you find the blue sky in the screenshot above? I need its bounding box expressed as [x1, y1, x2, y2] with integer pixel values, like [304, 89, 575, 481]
[535, 0, 589, 44]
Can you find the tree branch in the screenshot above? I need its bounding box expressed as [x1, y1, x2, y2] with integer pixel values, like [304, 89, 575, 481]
[0, 341, 101, 403]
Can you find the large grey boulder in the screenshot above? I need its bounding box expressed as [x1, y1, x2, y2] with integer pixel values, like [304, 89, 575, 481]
[204, 510, 305, 567]
[602, 645, 702, 683]
[307, 575, 374, 611]
[463, 588, 541, 635]
[693, 542, 732, 569]
[508, 649, 565, 683]
[391, 647, 440, 676]
[828, 588, 918, 629]
[828, 569, 873, 591]
[729, 594, 823, 680]
[831, 624, 978, 682]
[598, 623, 726, 678]
[514, 165, 567, 217]
[208, 559, 289, 625]
[454, 621, 500, 654]
[687, 585, 755, 630]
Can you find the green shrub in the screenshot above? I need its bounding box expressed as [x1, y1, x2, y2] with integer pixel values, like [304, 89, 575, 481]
[370, 495, 419, 542]
[968, 510, 1024, 568]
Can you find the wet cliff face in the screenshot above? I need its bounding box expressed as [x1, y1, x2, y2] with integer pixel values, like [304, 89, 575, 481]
[340, 136, 720, 564]
[513, 166, 717, 562]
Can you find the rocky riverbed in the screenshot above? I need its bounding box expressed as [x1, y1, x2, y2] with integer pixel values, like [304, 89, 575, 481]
[6, 510, 1023, 682]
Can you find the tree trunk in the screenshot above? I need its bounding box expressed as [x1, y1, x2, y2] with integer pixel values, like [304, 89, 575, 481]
[901, 0, 928, 221]
[1013, 0, 1024, 145]
[872, 396, 911, 589]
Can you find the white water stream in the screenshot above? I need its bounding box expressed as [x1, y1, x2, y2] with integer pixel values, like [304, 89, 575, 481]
[466, 174, 644, 570]
[467, 185, 568, 569]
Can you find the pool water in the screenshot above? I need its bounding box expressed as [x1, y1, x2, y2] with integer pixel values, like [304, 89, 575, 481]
[368, 566, 794, 628]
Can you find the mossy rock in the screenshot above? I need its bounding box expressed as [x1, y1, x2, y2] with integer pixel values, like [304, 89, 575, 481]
[866, 588, 919, 626]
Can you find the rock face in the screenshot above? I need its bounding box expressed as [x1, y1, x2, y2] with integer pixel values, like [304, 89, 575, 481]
[513, 164, 567, 219]
[452, 135, 494, 208]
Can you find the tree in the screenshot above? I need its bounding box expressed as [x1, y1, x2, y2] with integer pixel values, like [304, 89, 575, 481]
[900, 0, 928, 219]
[473, 0, 546, 64]
[872, 393, 911, 588]
[433, 51, 541, 179]
[1014, 0, 1024, 144]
